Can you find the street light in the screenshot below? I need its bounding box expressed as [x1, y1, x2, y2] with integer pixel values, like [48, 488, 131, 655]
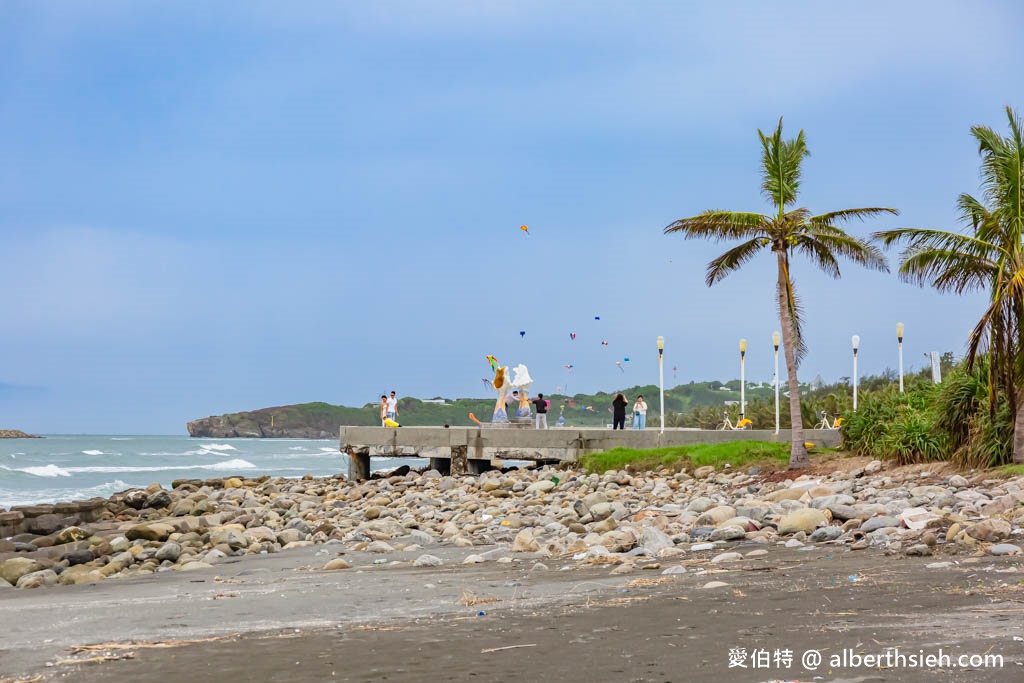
[852, 335, 861, 411]
[657, 336, 665, 434]
[739, 338, 747, 419]
[772, 331, 781, 434]
[896, 322, 905, 393]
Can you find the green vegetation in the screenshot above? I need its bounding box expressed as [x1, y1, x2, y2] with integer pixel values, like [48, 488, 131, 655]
[580, 441, 791, 474]
[664, 117, 895, 469]
[841, 357, 1014, 467]
[876, 107, 1024, 463]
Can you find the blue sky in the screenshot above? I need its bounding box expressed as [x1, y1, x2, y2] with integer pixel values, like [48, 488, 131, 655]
[1, 1, 1022, 434]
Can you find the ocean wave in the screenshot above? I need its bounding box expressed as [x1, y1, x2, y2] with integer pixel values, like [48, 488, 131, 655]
[288, 446, 307, 451]
[55, 458, 260, 474]
[319, 447, 338, 453]
[82, 450, 105, 456]
[1, 479, 130, 508]
[198, 443, 237, 452]
[16, 464, 72, 478]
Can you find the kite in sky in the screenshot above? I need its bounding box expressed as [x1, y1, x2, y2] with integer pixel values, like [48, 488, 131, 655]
[594, 316, 600, 321]
[520, 225, 530, 235]
[623, 357, 630, 363]
[601, 341, 609, 346]
[615, 361, 624, 372]
[569, 332, 576, 341]
[520, 330, 526, 340]
[564, 364, 574, 372]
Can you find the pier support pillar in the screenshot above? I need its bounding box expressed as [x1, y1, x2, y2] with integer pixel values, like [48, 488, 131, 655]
[349, 450, 370, 481]
[429, 458, 451, 475]
[468, 459, 493, 475]
[450, 445, 468, 476]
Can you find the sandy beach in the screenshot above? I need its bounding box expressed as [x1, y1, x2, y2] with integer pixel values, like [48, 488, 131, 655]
[2, 543, 1023, 682]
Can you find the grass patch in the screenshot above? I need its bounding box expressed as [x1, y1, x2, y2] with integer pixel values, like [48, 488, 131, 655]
[990, 464, 1024, 478]
[580, 440, 791, 474]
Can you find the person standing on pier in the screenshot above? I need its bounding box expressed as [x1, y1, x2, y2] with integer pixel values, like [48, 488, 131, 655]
[633, 395, 648, 430]
[612, 393, 628, 430]
[532, 393, 548, 429]
[379, 395, 388, 426]
[387, 391, 398, 423]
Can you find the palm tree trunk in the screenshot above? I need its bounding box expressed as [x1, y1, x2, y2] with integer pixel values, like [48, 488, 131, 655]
[1014, 386, 1024, 464]
[777, 250, 809, 468]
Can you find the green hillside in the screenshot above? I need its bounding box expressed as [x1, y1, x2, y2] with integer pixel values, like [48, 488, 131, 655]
[188, 380, 790, 435]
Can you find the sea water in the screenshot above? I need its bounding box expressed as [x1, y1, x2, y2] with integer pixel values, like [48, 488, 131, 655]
[0, 435, 421, 509]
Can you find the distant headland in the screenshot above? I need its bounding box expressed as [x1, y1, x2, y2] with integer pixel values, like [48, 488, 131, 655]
[0, 429, 40, 439]
[185, 380, 782, 438]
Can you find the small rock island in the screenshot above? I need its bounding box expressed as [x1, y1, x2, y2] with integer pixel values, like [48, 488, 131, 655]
[0, 429, 40, 439]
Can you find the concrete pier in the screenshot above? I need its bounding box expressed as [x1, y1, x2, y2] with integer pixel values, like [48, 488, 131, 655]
[340, 426, 842, 479]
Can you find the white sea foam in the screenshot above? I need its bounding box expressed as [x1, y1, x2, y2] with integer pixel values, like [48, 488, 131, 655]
[56, 458, 259, 474]
[20, 464, 72, 478]
[199, 443, 237, 452]
[82, 450, 105, 456]
[319, 447, 338, 453]
[289, 446, 307, 451]
[1, 479, 130, 508]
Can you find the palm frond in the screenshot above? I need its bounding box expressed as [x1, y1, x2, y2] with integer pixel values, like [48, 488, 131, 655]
[777, 255, 808, 365]
[873, 227, 1004, 259]
[663, 210, 770, 241]
[706, 236, 769, 286]
[804, 230, 889, 272]
[791, 236, 841, 279]
[898, 249, 995, 294]
[758, 118, 808, 212]
[957, 193, 992, 233]
[811, 207, 899, 225]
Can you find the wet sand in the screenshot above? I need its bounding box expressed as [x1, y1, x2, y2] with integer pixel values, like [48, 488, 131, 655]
[5, 545, 1022, 682]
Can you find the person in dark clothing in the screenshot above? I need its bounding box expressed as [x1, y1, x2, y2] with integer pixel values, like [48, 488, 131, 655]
[532, 393, 548, 429]
[612, 393, 628, 430]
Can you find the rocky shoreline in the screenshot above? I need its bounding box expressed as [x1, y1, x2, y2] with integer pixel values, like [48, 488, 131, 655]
[0, 429, 40, 439]
[2, 459, 1023, 591]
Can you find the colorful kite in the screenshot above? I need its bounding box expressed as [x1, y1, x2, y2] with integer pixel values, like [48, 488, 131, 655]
[564, 364, 574, 372]
[615, 361, 624, 372]
[601, 341, 609, 346]
[623, 357, 630, 362]
[569, 332, 576, 341]
[520, 225, 530, 235]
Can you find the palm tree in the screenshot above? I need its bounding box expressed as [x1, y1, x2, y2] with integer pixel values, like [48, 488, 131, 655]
[875, 106, 1024, 463]
[665, 118, 893, 468]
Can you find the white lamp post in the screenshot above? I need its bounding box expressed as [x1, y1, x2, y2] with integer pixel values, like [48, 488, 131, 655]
[852, 335, 861, 411]
[739, 338, 747, 419]
[772, 331, 781, 434]
[657, 336, 665, 434]
[896, 322, 905, 393]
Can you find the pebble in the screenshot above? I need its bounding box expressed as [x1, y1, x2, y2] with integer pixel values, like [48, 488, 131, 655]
[5, 458, 1023, 592]
[412, 554, 443, 567]
[988, 543, 1022, 556]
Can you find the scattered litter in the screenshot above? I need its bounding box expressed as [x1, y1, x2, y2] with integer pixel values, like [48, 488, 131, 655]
[481, 644, 536, 654]
[461, 590, 499, 606]
[372, 558, 387, 565]
[848, 575, 859, 582]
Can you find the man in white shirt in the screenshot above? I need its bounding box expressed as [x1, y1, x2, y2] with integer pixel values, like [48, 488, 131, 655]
[386, 391, 398, 422]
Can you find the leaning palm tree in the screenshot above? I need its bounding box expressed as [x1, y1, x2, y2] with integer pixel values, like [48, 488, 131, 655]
[665, 119, 893, 468]
[876, 106, 1024, 463]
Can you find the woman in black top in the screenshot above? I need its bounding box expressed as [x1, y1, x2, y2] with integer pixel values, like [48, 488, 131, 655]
[612, 393, 628, 430]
